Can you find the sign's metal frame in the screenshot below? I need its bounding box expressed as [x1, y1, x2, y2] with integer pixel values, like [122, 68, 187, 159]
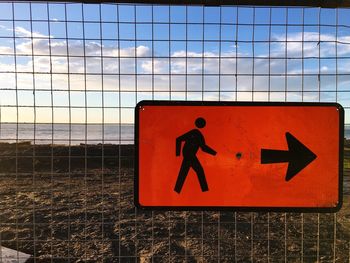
[26, 0, 350, 7]
[135, 101, 344, 212]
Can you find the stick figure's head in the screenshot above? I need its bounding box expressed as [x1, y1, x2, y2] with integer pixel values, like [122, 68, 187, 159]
[195, 117, 206, 128]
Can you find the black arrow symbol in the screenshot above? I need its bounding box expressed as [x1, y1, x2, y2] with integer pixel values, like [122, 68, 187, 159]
[261, 132, 317, 181]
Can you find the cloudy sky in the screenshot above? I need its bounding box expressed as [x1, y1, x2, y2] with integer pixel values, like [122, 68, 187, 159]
[0, 2, 350, 123]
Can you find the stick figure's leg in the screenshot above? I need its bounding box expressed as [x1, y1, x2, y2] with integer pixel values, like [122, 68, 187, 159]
[174, 159, 191, 193]
[192, 157, 209, 192]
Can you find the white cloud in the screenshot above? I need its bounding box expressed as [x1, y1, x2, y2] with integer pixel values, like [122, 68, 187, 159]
[272, 31, 350, 58]
[0, 25, 349, 123]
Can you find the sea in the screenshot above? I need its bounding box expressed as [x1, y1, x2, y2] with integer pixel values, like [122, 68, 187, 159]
[0, 123, 134, 145]
[0, 123, 349, 145]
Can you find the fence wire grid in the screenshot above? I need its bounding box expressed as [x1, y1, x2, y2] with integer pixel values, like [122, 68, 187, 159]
[0, 1, 349, 263]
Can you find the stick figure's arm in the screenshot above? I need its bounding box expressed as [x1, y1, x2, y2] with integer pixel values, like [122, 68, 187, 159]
[176, 131, 191, 156]
[201, 144, 217, 156]
[200, 135, 217, 156]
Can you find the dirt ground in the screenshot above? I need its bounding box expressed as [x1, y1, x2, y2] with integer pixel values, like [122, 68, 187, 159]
[0, 142, 349, 262]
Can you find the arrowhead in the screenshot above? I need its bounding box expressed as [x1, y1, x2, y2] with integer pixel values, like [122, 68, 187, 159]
[285, 132, 317, 181]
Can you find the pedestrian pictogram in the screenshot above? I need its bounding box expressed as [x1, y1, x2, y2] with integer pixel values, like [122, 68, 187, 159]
[175, 117, 217, 193]
[135, 101, 343, 212]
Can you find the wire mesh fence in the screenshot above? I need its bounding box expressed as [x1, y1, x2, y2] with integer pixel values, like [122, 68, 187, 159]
[0, 1, 349, 262]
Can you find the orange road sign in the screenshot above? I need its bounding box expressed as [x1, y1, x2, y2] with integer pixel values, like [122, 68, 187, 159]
[135, 101, 344, 212]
